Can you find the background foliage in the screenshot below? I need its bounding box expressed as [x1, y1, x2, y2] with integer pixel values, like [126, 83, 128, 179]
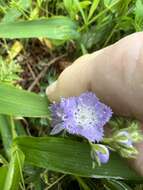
[0, 0, 143, 189]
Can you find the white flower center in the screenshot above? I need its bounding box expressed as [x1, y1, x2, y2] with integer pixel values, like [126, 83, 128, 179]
[74, 105, 97, 127]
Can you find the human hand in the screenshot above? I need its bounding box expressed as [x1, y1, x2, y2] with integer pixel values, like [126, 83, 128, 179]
[46, 32, 143, 176]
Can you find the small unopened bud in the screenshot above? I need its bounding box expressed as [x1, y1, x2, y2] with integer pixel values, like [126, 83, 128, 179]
[127, 121, 143, 142]
[115, 131, 132, 147]
[120, 146, 138, 158]
[130, 130, 143, 142]
[90, 144, 110, 166]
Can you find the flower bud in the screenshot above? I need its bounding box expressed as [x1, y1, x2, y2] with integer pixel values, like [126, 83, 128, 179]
[90, 144, 110, 165]
[120, 146, 138, 158]
[115, 131, 132, 147]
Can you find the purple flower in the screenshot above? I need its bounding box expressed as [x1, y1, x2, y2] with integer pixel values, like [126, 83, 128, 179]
[96, 146, 110, 164]
[51, 92, 112, 142]
[91, 144, 110, 164]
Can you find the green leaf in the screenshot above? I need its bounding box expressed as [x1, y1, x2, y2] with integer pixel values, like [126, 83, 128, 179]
[0, 16, 79, 40]
[75, 176, 91, 190]
[0, 132, 24, 190]
[63, 0, 90, 20]
[88, 0, 100, 21]
[63, 0, 74, 19]
[0, 166, 8, 189]
[0, 115, 27, 159]
[2, 0, 31, 23]
[79, 1, 91, 9]
[0, 55, 21, 84]
[135, 0, 143, 18]
[104, 179, 132, 190]
[104, 0, 119, 8]
[3, 148, 25, 190]
[0, 83, 49, 117]
[73, 0, 87, 24]
[14, 136, 141, 180]
[0, 115, 13, 158]
[134, 0, 143, 31]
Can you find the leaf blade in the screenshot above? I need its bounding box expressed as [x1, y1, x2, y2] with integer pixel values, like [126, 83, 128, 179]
[3, 149, 25, 190]
[88, 0, 100, 21]
[0, 166, 8, 189]
[0, 17, 79, 40]
[0, 83, 49, 117]
[0, 115, 13, 158]
[14, 136, 141, 180]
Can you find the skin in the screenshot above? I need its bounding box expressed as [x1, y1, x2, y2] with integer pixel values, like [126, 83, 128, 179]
[46, 32, 143, 176]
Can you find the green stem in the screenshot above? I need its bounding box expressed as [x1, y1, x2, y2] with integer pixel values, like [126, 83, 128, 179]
[75, 176, 91, 190]
[45, 175, 66, 190]
[0, 115, 13, 159]
[103, 24, 118, 47]
[10, 116, 17, 139]
[79, 1, 120, 32]
[102, 138, 113, 144]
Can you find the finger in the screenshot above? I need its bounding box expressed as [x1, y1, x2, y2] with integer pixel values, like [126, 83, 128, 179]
[46, 52, 102, 101]
[46, 32, 143, 121]
[129, 141, 143, 176]
[89, 32, 143, 120]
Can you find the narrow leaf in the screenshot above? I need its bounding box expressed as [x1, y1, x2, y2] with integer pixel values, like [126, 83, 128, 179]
[0, 17, 79, 40]
[88, 0, 100, 21]
[3, 148, 25, 190]
[104, 179, 132, 190]
[0, 83, 49, 117]
[14, 136, 141, 180]
[0, 166, 8, 189]
[0, 115, 12, 158]
[2, 0, 31, 23]
[74, 0, 87, 24]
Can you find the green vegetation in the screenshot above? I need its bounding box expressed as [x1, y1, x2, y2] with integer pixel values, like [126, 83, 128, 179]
[0, 0, 143, 189]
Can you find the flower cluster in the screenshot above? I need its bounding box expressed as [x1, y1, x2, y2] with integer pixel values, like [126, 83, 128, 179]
[106, 122, 143, 158]
[51, 92, 112, 142]
[51, 92, 112, 165]
[50, 92, 142, 166]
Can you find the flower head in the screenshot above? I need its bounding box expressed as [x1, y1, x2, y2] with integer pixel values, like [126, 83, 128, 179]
[51, 92, 112, 142]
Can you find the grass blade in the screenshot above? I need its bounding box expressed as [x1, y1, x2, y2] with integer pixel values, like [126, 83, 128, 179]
[0, 115, 13, 158]
[3, 148, 25, 190]
[88, 0, 100, 21]
[0, 17, 79, 40]
[0, 166, 8, 189]
[104, 179, 133, 190]
[0, 83, 49, 117]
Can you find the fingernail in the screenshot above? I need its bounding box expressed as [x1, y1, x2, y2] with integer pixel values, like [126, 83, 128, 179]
[46, 81, 57, 96]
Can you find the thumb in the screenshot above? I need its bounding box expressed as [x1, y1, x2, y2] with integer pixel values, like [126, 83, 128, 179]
[46, 32, 143, 109]
[46, 81, 58, 101]
[46, 52, 101, 102]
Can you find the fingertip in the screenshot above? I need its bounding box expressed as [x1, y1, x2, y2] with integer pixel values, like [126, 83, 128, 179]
[46, 81, 57, 101]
